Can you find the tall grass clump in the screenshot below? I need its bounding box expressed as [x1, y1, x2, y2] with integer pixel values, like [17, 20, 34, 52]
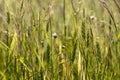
[0, 0, 120, 80]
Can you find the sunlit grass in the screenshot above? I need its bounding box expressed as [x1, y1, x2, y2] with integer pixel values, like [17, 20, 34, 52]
[0, 0, 120, 80]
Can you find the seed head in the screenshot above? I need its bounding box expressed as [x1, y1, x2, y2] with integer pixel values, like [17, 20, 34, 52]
[52, 32, 57, 38]
[90, 16, 95, 20]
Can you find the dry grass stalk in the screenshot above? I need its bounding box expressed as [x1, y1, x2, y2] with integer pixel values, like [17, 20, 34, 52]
[98, 0, 118, 32]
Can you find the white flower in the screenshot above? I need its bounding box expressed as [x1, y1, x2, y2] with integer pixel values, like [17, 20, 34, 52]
[52, 32, 57, 38]
[90, 16, 95, 20]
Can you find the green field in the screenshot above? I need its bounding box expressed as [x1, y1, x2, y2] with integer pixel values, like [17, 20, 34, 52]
[0, 0, 120, 80]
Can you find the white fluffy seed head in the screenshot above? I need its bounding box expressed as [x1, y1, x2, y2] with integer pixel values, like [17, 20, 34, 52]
[90, 16, 95, 20]
[52, 32, 57, 38]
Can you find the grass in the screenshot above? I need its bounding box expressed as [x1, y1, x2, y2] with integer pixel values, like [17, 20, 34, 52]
[0, 0, 120, 80]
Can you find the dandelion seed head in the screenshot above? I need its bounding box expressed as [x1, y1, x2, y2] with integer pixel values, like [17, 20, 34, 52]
[90, 16, 95, 20]
[52, 32, 57, 38]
